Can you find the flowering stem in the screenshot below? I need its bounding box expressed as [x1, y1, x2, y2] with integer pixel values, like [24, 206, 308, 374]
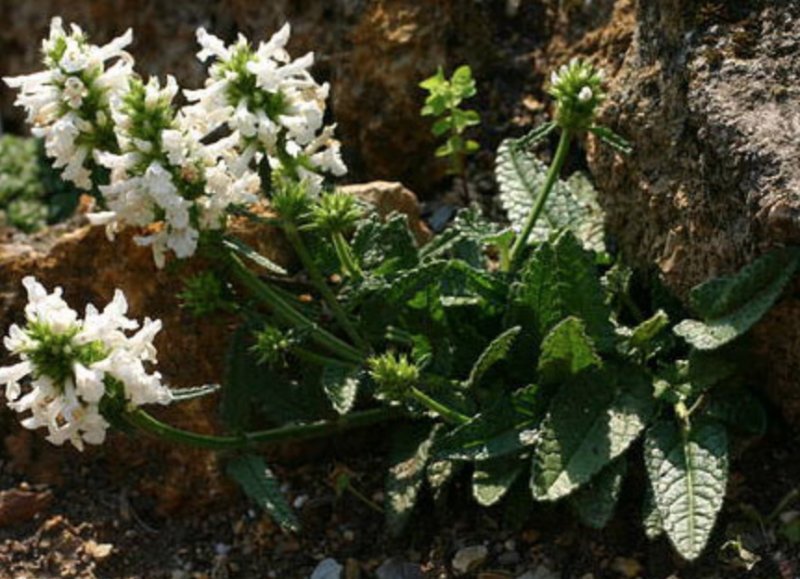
[294, 346, 358, 369]
[228, 253, 363, 364]
[282, 222, 369, 352]
[409, 387, 470, 425]
[507, 128, 573, 272]
[332, 231, 362, 278]
[124, 406, 402, 451]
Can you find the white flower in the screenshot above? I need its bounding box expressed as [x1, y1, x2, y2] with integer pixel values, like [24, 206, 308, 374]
[0, 277, 173, 451]
[578, 86, 593, 103]
[183, 24, 346, 191]
[3, 17, 134, 190]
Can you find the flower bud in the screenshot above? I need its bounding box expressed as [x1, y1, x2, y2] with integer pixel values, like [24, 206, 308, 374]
[368, 352, 419, 402]
[309, 191, 362, 235]
[547, 58, 606, 130]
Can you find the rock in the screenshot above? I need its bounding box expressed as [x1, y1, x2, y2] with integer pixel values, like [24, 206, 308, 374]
[340, 181, 431, 244]
[516, 568, 559, 579]
[452, 545, 489, 575]
[610, 556, 643, 578]
[311, 558, 343, 579]
[83, 540, 113, 560]
[498, 551, 521, 566]
[589, 1, 800, 426]
[375, 557, 424, 579]
[0, 486, 53, 527]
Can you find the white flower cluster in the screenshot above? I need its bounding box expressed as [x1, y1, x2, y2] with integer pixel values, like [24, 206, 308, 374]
[183, 24, 347, 195]
[89, 75, 260, 267]
[0, 277, 172, 450]
[3, 18, 134, 189]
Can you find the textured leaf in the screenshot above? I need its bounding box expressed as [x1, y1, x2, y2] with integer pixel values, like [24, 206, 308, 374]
[433, 385, 542, 461]
[571, 458, 627, 529]
[510, 231, 615, 350]
[644, 419, 729, 560]
[321, 366, 360, 415]
[351, 212, 419, 275]
[642, 485, 665, 539]
[466, 326, 521, 388]
[386, 422, 439, 536]
[496, 138, 605, 252]
[227, 454, 300, 532]
[531, 364, 654, 501]
[674, 247, 800, 350]
[472, 457, 525, 507]
[421, 206, 499, 267]
[537, 317, 601, 385]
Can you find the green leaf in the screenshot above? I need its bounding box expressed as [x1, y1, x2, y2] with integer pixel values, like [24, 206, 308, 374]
[472, 457, 525, 507]
[433, 385, 542, 461]
[589, 125, 632, 154]
[321, 366, 360, 415]
[531, 364, 654, 501]
[386, 422, 439, 536]
[644, 418, 729, 560]
[431, 117, 452, 136]
[629, 309, 670, 349]
[537, 317, 601, 385]
[350, 212, 419, 275]
[510, 231, 615, 351]
[674, 247, 800, 350]
[571, 458, 627, 529]
[515, 122, 557, 149]
[227, 454, 300, 532]
[642, 484, 665, 539]
[169, 383, 220, 402]
[466, 326, 521, 388]
[496, 139, 606, 252]
[222, 236, 287, 276]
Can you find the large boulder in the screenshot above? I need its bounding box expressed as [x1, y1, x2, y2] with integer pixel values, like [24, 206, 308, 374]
[589, 1, 800, 425]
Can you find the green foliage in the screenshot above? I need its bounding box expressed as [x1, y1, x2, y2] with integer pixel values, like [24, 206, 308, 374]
[227, 454, 300, 532]
[674, 247, 800, 350]
[420, 65, 480, 175]
[385, 422, 439, 535]
[571, 458, 627, 529]
[644, 419, 729, 560]
[0, 135, 79, 232]
[472, 457, 524, 507]
[496, 136, 606, 253]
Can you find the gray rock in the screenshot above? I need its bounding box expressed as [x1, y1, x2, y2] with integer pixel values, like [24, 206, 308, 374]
[376, 557, 424, 579]
[310, 558, 343, 579]
[452, 545, 489, 575]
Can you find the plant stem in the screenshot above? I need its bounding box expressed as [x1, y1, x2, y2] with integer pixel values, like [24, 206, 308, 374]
[125, 406, 401, 451]
[228, 253, 363, 364]
[507, 128, 573, 272]
[331, 231, 362, 278]
[282, 222, 369, 352]
[410, 386, 470, 425]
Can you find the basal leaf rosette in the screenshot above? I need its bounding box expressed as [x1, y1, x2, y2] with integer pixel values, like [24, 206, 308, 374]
[90, 76, 260, 267]
[0, 277, 172, 451]
[3, 17, 134, 189]
[183, 24, 347, 196]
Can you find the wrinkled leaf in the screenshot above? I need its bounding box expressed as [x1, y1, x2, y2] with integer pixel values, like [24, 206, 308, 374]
[674, 247, 800, 350]
[321, 366, 360, 415]
[531, 364, 654, 501]
[537, 316, 602, 384]
[466, 326, 521, 388]
[473, 457, 525, 507]
[644, 418, 728, 560]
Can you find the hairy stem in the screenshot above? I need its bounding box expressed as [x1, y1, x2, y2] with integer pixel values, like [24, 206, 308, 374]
[228, 253, 363, 364]
[410, 386, 470, 425]
[507, 128, 573, 272]
[125, 406, 401, 451]
[331, 231, 362, 278]
[283, 222, 369, 352]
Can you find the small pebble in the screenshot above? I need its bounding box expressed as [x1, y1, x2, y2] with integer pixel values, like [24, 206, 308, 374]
[453, 545, 489, 575]
[311, 558, 343, 579]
